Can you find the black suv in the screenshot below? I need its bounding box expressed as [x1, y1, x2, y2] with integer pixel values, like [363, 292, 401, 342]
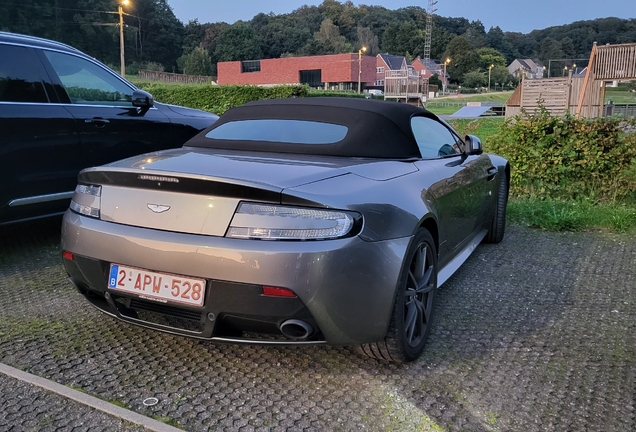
[0, 32, 218, 225]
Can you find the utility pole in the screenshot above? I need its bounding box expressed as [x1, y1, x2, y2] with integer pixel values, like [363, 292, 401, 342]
[358, 46, 367, 93]
[118, 0, 129, 77]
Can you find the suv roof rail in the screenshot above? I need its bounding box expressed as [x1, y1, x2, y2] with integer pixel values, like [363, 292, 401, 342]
[0, 31, 82, 54]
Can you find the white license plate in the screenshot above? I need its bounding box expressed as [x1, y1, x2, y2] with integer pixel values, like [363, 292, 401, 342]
[108, 264, 205, 307]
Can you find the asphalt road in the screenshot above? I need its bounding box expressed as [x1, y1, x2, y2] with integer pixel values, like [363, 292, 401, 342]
[0, 217, 634, 431]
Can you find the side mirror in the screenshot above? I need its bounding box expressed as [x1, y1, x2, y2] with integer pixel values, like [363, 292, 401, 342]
[465, 134, 483, 155]
[132, 89, 154, 113]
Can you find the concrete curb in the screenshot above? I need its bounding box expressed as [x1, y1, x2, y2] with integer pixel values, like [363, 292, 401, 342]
[0, 362, 183, 432]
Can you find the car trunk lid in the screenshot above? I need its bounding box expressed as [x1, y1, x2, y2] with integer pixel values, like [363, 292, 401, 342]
[78, 149, 351, 236]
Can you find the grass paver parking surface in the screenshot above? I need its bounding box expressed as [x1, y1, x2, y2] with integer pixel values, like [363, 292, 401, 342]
[0, 218, 635, 431]
[0, 373, 147, 432]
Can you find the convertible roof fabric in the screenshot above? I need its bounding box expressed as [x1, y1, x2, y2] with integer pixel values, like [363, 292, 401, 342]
[186, 97, 433, 158]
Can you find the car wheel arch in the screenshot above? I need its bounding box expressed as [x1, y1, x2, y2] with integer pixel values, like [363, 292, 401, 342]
[416, 216, 439, 260]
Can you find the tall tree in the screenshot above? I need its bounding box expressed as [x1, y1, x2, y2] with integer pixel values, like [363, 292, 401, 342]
[200, 22, 229, 75]
[538, 37, 563, 65]
[443, 36, 480, 82]
[182, 19, 207, 54]
[381, 21, 426, 57]
[252, 14, 312, 58]
[357, 26, 379, 56]
[476, 47, 507, 70]
[129, 0, 184, 70]
[304, 18, 352, 55]
[215, 23, 262, 61]
[177, 47, 213, 75]
[462, 21, 486, 48]
[486, 26, 518, 63]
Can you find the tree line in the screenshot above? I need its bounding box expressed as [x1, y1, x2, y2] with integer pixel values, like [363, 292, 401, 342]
[2, 0, 635, 87]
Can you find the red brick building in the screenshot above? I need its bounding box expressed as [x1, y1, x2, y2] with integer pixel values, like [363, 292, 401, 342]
[217, 54, 376, 91]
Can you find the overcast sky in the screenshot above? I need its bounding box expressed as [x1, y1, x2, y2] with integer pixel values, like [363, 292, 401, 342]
[168, 0, 634, 34]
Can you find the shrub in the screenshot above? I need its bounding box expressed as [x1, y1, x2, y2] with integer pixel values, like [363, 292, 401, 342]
[488, 107, 636, 202]
[177, 47, 214, 76]
[138, 83, 310, 115]
[308, 90, 365, 99]
[144, 62, 164, 72]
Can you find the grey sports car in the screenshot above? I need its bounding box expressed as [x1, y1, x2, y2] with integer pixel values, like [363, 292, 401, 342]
[61, 97, 509, 363]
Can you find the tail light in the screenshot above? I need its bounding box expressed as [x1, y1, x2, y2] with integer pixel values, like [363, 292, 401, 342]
[69, 184, 101, 218]
[227, 202, 358, 240]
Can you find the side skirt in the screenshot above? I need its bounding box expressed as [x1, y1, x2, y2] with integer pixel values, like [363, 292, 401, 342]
[437, 229, 487, 287]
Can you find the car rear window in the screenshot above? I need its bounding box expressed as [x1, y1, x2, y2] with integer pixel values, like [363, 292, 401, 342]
[205, 119, 348, 144]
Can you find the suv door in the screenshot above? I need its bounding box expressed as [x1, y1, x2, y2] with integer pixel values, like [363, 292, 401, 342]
[38, 49, 175, 168]
[0, 43, 83, 224]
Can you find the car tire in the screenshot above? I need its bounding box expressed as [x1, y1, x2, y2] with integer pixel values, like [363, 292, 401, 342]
[483, 172, 509, 244]
[357, 229, 437, 363]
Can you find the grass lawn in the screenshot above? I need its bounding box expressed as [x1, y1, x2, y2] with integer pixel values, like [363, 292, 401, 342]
[434, 92, 512, 104]
[605, 86, 636, 104]
[447, 118, 504, 142]
[427, 91, 512, 115]
[425, 105, 462, 115]
[508, 198, 636, 234]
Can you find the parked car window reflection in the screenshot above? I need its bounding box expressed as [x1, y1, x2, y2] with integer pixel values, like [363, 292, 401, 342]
[410, 116, 461, 158]
[43, 51, 133, 106]
[0, 45, 48, 103]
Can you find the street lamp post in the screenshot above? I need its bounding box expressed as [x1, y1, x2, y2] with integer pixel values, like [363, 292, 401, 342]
[488, 64, 494, 92]
[443, 58, 450, 95]
[357, 46, 367, 93]
[118, 0, 129, 77]
[563, 66, 568, 77]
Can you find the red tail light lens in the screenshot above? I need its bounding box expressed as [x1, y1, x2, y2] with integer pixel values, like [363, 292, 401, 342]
[62, 251, 74, 261]
[262, 286, 296, 298]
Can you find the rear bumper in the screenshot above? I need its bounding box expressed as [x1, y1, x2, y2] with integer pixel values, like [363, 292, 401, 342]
[61, 211, 411, 345]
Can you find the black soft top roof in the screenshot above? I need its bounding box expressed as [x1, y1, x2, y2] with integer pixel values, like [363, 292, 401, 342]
[186, 97, 436, 158]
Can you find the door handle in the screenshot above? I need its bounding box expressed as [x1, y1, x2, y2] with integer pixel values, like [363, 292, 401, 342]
[85, 117, 110, 125]
[487, 166, 498, 181]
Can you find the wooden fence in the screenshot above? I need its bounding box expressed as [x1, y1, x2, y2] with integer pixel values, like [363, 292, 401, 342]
[506, 76, 602, 118]
[138, 70, 217, 84]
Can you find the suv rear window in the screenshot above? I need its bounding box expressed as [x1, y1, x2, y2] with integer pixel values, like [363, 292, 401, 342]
[205, 119, 348, 144]
[0, 44, 48, 103]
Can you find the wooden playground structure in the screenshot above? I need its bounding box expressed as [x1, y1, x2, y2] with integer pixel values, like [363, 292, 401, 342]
[506, 42, 636, 118]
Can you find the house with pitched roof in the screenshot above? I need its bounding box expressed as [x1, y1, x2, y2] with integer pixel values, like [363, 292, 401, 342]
[412, 57, 440, 80]
[508, 59, 544, 79]
[375, 53, 421, 103]
[375, 53, 409, 87]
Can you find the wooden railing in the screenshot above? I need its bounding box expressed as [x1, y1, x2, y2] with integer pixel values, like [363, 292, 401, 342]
[384, 69, 420, 99]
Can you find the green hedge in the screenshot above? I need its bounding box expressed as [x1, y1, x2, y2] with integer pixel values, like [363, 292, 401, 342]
[138, 84, 310, 115]
[488, 108, 636, 202]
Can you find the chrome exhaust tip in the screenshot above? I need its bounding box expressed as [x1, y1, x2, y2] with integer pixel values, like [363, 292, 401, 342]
[279, 319, 313, 340]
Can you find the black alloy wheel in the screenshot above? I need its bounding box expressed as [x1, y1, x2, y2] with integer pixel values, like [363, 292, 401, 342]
[403, 235, 436, 350]
[358, 229, 437, 363]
